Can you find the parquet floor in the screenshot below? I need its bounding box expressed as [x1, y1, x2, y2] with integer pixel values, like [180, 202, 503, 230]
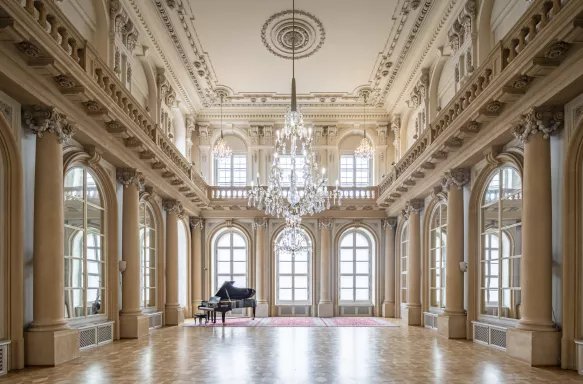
[4, 318, 583, 383]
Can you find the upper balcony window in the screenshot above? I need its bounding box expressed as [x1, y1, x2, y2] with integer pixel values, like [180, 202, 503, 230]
[279, 155, 305, 187]
[215, 154, 247, 187]
[340, 154, 371, 187]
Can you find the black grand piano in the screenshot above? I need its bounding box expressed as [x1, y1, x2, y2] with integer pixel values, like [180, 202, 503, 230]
[198, 281, 257, 325]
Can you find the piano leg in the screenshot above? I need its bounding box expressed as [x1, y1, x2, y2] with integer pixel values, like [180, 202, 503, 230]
[222, 312, 226, 326]
[253, 305, 256, 320]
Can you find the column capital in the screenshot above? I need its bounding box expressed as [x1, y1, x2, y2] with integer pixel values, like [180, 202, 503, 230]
[116, 168, 145, 188]
[512, 106, 564, 143]
[163, 200, 184, 217]
[252, 217, 268, 230]
[442, 168, 470, 190]
[22, 105, 76, 144]
[189, 217, 204, 229]
[318, 218, 333, 229]
[382, 217, 397, 230]
[405, 199, 424, 216]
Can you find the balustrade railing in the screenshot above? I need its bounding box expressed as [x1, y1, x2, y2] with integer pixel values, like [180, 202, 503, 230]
[208, 185, 377, 201]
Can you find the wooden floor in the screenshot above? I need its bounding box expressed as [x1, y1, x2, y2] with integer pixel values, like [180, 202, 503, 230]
[4, 319, 583, 383]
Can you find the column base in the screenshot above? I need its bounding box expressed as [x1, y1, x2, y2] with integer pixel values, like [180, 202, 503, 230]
[318, 301, 333, 318]
[507, 328, 561, 366]
[256, 302, 269, 318]
[25, 329, 79, 366]
[402, 305, 421, 326]
[437, 313, 467, 339]
[382, 301, 395, 318]
[575, 340, 583, 374]
[119, 313, 149, 339]
[165, 306, 185, 326]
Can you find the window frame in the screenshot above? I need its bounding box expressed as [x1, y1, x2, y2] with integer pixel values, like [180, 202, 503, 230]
[338, 228, 374, 305]
[275, 229, 312, 305]
[339, 152, 372, 187]
[213, 229, 248, 293]
[400, 222, 409, 305]
[214, 153, 248, 187]
[479, 166, 522, 322]
[139, 202, 157, 311]
[64, 167, 107, 324]
[429, 203, 447, 311]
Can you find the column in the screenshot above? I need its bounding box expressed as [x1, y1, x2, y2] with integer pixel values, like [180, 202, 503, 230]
[24, 106, 80, 366]
[190, 218, 204, 311]
[164, 200, 185, 325]
[507, 106, 562, 366]
[254, 218, 269, 317]
[382, 218, 397, 318]
[437, 168, 469, 339]
[403, 199, 423, 326]
[318, 219, 333, 317]
[118, 168, 150, 339]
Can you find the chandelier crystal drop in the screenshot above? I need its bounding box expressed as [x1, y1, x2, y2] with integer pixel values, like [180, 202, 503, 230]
[275, 224, 310, 256]
[248, 0, 341, 252]
[355, 92, 375, 161]
[212, 94, 232, 160]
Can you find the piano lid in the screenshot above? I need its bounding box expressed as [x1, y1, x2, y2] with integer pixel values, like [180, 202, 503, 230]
[215, 281, 256, 301]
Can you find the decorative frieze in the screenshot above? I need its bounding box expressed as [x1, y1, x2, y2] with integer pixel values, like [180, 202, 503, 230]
[189, 217, 204, 229]
[116, 168, 145, 188]
[441, 168, 470, 190]
[512, 106, 564, 142]
[22, 106, 76, 143]
[318, 218, 333, 230]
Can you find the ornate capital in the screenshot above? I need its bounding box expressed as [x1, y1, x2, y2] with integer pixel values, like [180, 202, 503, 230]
[116, 168, 145, 188]
[189, 217, 204, 229]
[382, 218, 397, 230]
[22, 106, 76, 144]
[318, 218, 333, 230]
[512, 106, 564, 143]
[442, 168, 470, 190]
[405, 199, 424, 215]
[163, 200, 184, 217]
[252, 218, 268, 230]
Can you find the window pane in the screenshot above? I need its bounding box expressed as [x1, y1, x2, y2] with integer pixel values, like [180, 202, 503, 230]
[355, 262, 369, 274]
[279, 262, 292, 274]
[355, 276, 368, 288]
[340, 276, 353, 288]
[217, 275, 232, 287]
[294, 251, 308, 262]
[86, 171, 103, 207]
[340, 262, 353, 274]
[146, 288, 156, 308]
[232, 277, 247, 288]
[295, 262, 308, 274]
[294, 276, 308, 289]
[217, 262, 230, 274]
[279, 288, 292, 301]
[340, 249, 353, 261]
[217, 249, 231, 261]
[65, 258, 83, 288]
[355, 289, 369, 301]
[232, 262, 246, 274]
[233, 249, 246, 261]
[340, 235, 353, 247]
[87, 289, 105, 315]
[355, 249, 368, 261]
[279, 252, 292, 262]
[340, 289, 353, 301]
[232, 233, 245, 247]
[65, 289, 84, 318]
[355, 233, 368, 247]
[483, 173, 500, 204]
[294, 289, 308, 301]
[217, 234, 230, 247]
[87, 261, 103, 288]
[279, 276, 292, 288]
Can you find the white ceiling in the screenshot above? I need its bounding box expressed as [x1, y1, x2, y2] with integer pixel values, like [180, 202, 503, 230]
[188, 0, 399, 96]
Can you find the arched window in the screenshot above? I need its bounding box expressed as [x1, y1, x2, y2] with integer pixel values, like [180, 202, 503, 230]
[429, 203, 447, 309]
[64, 167, 106, 319]
[139, 203, 156, 309]
[480, 166, 522, 320]
[214, 229, 248, 291]
[400, 223, 409, 304]
[339, 229, 374, 303]
[275, 229, 312, 304]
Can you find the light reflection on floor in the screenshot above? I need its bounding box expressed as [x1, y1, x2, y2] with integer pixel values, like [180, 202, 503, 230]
[3, 319, 583, 383]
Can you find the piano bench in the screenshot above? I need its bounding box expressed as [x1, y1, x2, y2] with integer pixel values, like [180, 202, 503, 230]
[194, 313, 208, 325]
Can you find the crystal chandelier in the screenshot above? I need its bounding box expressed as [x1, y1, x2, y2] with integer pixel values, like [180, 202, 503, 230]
[212, 94, 232, 159]
[248, 0, 341, 235]
[355, 92, 374, 161]
[275, 223, 310, 256]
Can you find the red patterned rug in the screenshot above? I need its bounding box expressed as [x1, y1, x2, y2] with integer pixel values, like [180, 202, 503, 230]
[258, 317, 326, 327]
[321, 317, 398, 327]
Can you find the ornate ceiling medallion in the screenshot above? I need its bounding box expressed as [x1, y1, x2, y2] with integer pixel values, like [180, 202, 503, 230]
[261, 10, 325, 60]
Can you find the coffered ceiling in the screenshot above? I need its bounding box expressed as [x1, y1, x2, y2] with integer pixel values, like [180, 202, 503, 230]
[140, 0, 453, 114]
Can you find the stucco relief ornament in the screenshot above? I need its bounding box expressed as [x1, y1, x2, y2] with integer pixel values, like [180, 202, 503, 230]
[512, 107, 564, 143]
[441, 168, 470, 190]
[23, 106, 76, 144]
[189, 218, 204, 229]
[405, 199, 424, 215]
[382, 218, 397, 230]
[116, 168, 145, 188]
[163, 200, 184, 217]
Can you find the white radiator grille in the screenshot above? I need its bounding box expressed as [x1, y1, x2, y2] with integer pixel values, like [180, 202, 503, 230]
[97, 324, 113, 345]
[472, 322, 507, 351]
[0, 341, 8, 376]
[148, 312, 163, 329]
[339, 306, 372, 316]
[276, 306, 311, 317]
[79, 327, 97, 350]
[423, 312, 438, 329]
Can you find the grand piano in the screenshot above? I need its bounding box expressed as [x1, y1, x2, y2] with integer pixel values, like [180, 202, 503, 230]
[198, 281, 257, 325]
